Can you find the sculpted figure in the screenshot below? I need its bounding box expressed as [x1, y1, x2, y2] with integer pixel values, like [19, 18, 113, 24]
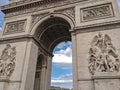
[88, 48, 97, 74]
[0, 44, 16, 77]
[88, 33, 120, 75]
[96, 55, 106, 72]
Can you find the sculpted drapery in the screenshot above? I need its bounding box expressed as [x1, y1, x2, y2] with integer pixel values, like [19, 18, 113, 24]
[0, 44, 16, 78]
[88, 33, 120, 75]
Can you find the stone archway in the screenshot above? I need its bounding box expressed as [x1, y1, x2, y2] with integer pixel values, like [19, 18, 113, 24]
[33, 16, 73, 90]
[34, 17, 72, 51]
[0, 0, 120, 90]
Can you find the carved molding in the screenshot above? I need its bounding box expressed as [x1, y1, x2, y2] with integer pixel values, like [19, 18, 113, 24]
[88, 33, 120, 75]
[81, 3, 114, 22]
[0, 44, 16, 78]
[31, 13, 49, 30]
[55, 7, 75, 21]
[3, 20, 26, 35]
[3, 0, 85, 17]
[31, 7, 75, 31]
[71, 20, 120, 35]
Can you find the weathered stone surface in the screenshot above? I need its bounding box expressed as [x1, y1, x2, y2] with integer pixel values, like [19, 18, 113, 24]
[0, 0, 120, 90]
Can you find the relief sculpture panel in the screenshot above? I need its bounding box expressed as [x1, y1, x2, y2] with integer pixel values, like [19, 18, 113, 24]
[81, 3, 114, 22]
[3, 20, 26, 35]
[88, 33, 120, 75]
[0, 44, 16, 78]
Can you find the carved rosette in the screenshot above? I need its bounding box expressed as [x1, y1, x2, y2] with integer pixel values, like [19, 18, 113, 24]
[0, 44, 16, 78]
[81, 3, 114, 22]
[88, 33, 120, 75]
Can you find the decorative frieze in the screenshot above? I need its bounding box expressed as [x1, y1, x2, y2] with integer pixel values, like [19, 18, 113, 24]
[3, 20, 26, 35]
[88, 33, 120, 75]
[3, 0, 84, 17]
[0, 44, 16, 78]
[81, 3, 114, 22]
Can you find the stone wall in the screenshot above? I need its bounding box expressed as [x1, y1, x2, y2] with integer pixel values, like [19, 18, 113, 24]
[0, 0, 120, 90]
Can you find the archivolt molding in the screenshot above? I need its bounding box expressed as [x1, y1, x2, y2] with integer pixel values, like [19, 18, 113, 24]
[31, 12, 50, 32]
[37, 52, 48, 67]
[54, 7, 75, 21]
[30, 13, 75, 35]
[49, 36, 71, 52]
[88, 33, 120, 75]
[30, 15, 72, 52]
[0, 44, 16, 78]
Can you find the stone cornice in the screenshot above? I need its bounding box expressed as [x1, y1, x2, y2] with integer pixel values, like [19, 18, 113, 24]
[1, 0, 57, 13]
[0, 34, 53, 56]
[1, 0, 88, 14]
[71, 20, 120, 35]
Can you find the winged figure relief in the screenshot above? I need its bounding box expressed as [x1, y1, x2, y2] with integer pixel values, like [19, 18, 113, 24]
[88, 33, 120, 75]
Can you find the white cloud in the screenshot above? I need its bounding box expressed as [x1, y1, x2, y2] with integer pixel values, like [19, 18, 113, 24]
[53, 46, 72, 63]
[55, 41, 72, 50]
[52, 54, 72, 69]
[53, 54, 72, 63]
[53, 45, 72, 69]
[55, 47, 72, 57]
[51, 74, 73, 89]
[51, 80, 72, 83]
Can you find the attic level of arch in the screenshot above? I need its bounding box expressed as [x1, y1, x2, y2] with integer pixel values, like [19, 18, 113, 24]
[1, 0, 88, 15]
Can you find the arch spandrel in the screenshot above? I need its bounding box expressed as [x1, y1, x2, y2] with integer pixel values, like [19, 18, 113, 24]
[30, 13, 75, 36]
[30, 14, 73, 52]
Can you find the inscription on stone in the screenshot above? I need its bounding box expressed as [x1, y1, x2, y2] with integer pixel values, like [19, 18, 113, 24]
[4, 20, 26, 35]
[0, 44, 16, 78]
[81, 3, 114, 22]
[88, 33, 120, 75]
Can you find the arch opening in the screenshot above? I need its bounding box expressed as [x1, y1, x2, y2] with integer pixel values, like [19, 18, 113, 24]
[34, 17, 72, 52]
[34, 16, 73, 90]
[34, 54, 45, 90]
[51, 41, 73, 89]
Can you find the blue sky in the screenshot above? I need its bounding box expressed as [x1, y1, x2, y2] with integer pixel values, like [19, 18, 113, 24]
[0, 0, 120, 89]
[0, 0, 9, 31]
[51, 41, 72, 88]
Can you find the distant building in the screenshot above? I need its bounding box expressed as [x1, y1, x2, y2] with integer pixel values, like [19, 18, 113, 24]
[51, 86, 72, 90]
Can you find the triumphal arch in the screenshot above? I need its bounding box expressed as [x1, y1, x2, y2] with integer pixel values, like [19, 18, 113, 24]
[0, 0, 120, 90]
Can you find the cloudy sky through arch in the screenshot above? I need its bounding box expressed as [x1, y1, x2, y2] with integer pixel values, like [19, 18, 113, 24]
[51, 41, 72, 89]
